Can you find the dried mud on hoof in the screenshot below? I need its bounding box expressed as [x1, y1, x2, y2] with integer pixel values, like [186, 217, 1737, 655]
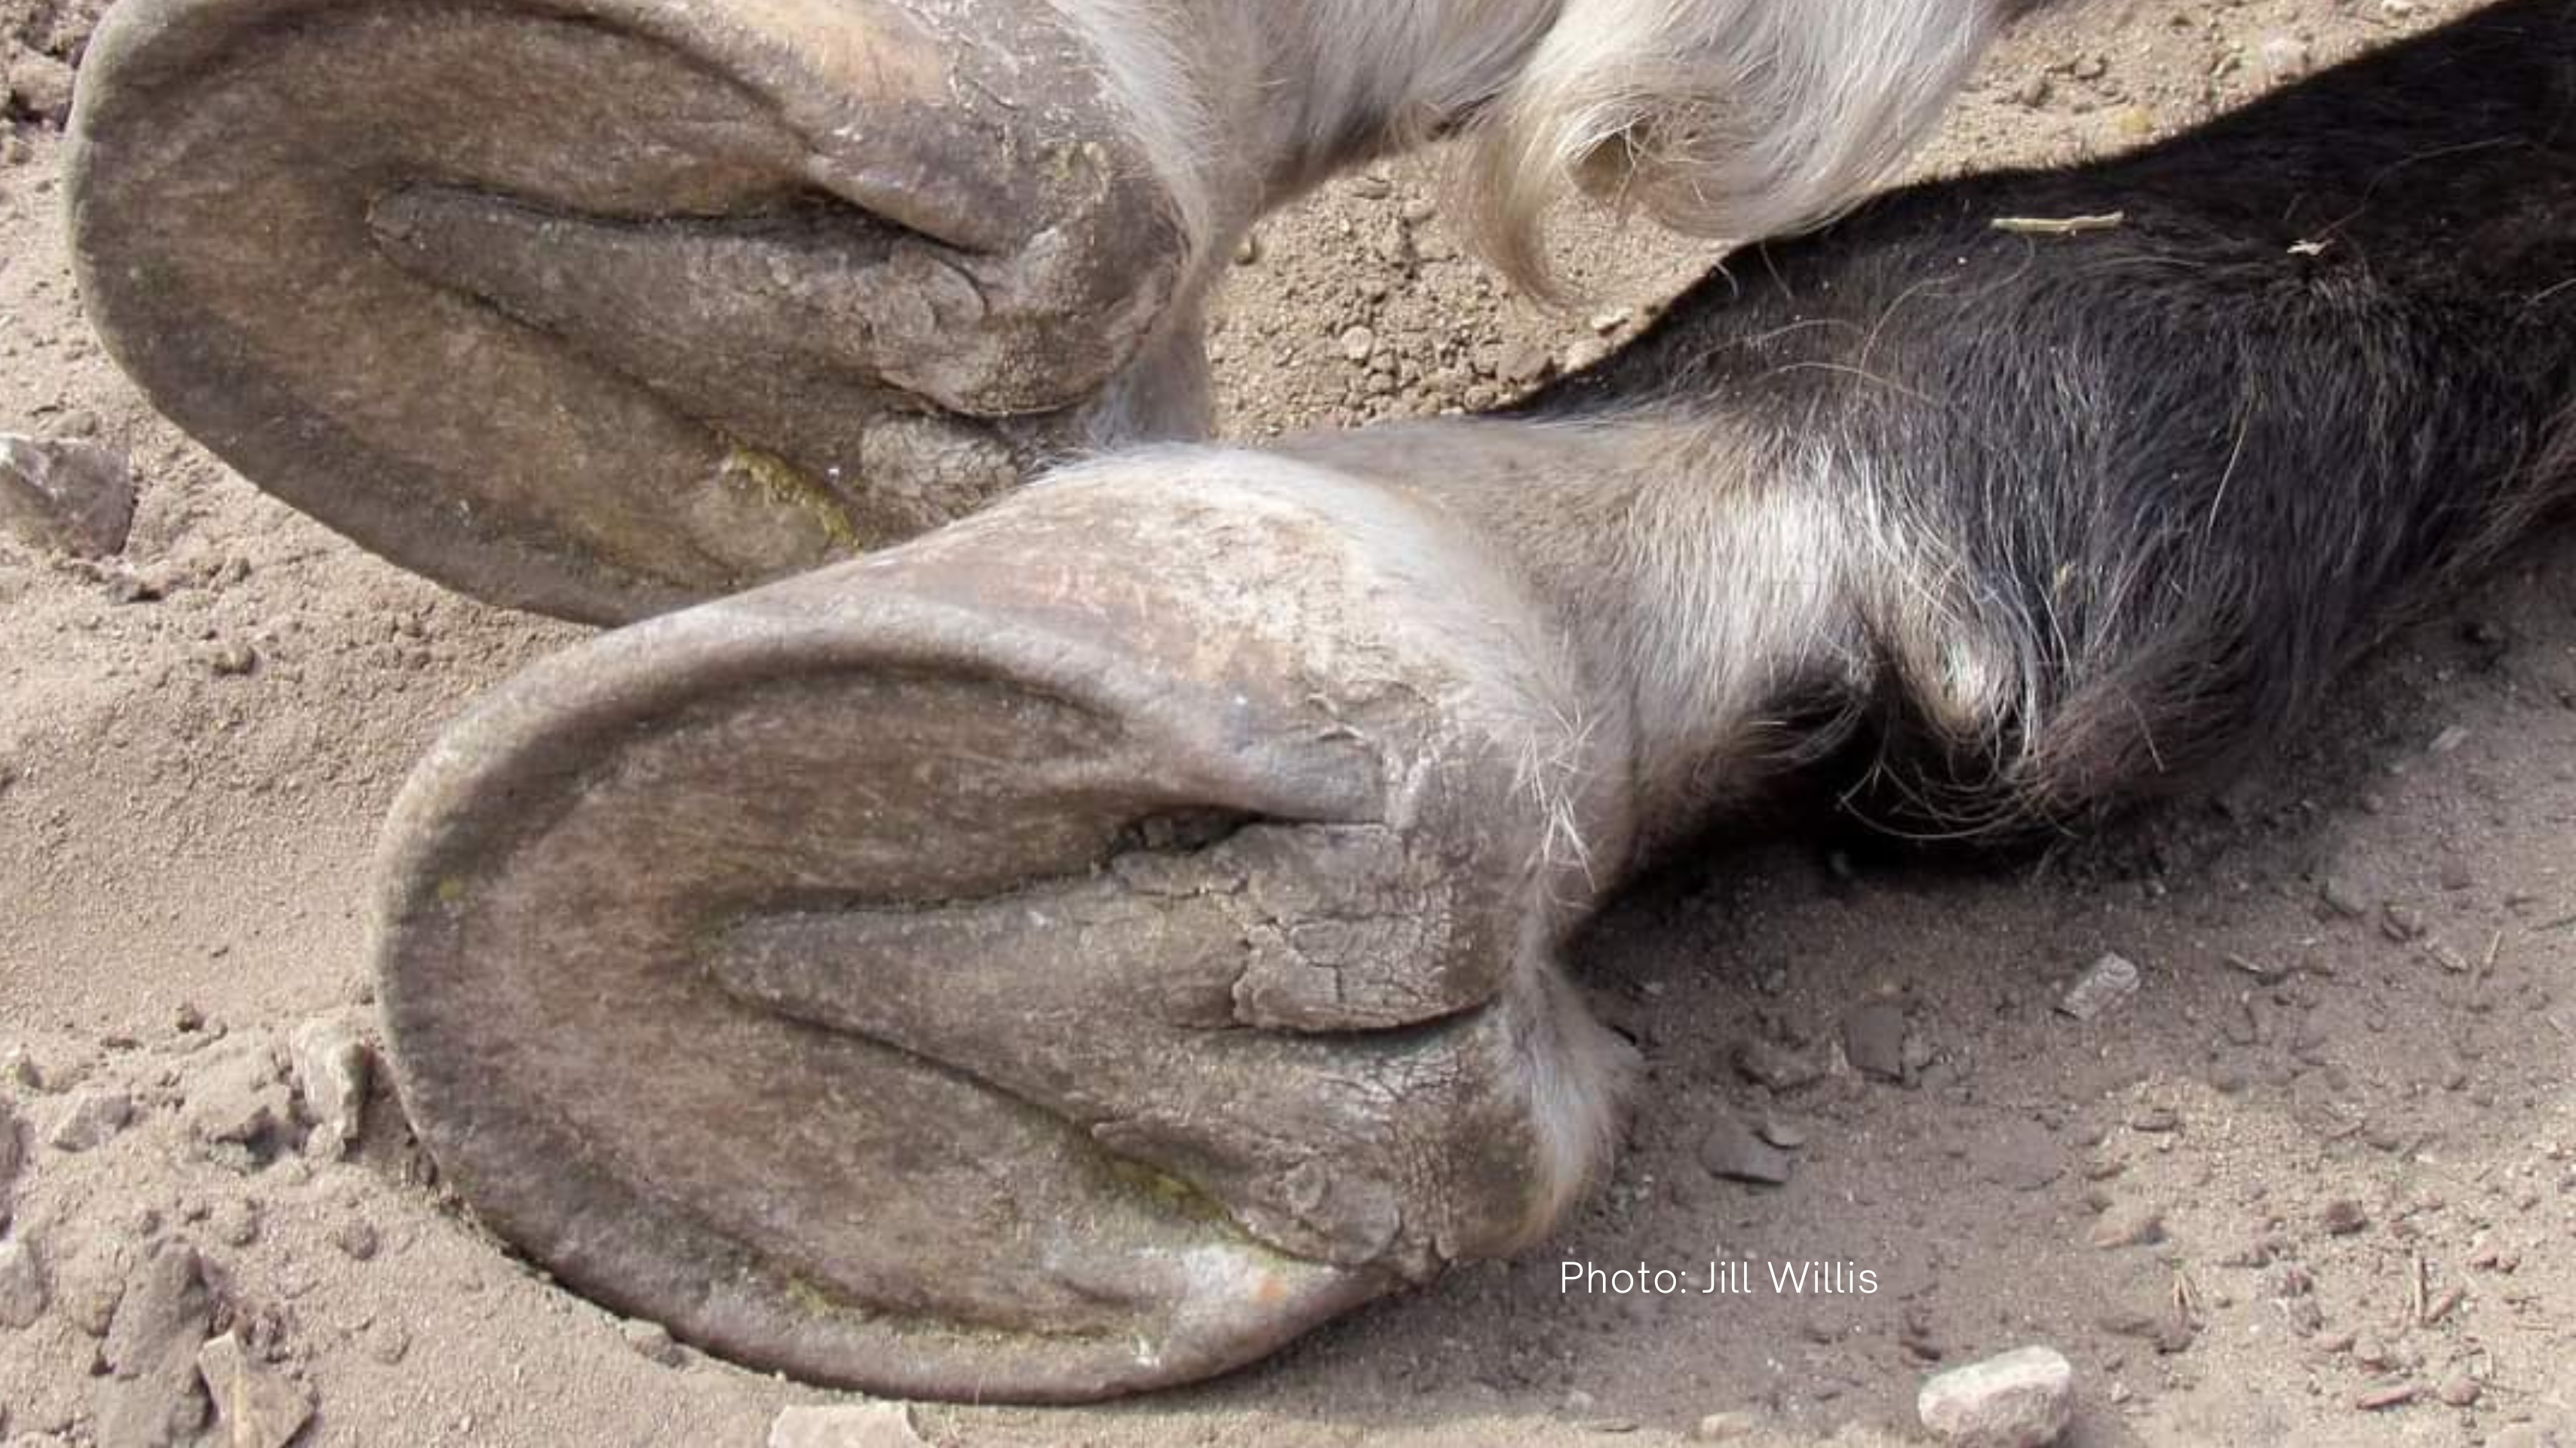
[63, 0, 1202, 624]
[370, 470, 1631, 1400]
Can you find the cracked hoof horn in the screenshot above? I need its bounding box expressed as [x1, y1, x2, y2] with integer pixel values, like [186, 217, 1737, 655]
[67, 0, 1202, 622]
[373, 462, 1632, 1400]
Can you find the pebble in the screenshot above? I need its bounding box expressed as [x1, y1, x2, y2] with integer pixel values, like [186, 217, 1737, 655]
[1917, 1345, 2074, 1448]
[186, 1045, 295, 1156]
[2350, 1381, 2416, 1411]
[1691, 1410, 1758, 1441]
[619, 1318, 681, 1367]
[2127, 1105, 2181, 1134]
[1843, 1002, 1908, 1081]
[96, 1246, 213, 1448]
[0, 1235, 47, 1327]
[1338, 325, 1377, 363]
[1698, 1115, 1795, 1186]
[2317, 1198, 2369, 1235]
[48, 1088, 133, 1152]
[2381, 903, 2426, 942]
[328, 1216, 380, 1262]
[197, 1331, 315, 1448]
[2258, 35, 2314, 80]
[1498, 340, 1553, 385]
[768, 1402, 927, 1448]
[4, 1043, 57, 1091]
[2057, 954, 2140, 1022]
[2088, 1201, 2165, 1249]
[2319, 876, 2369, 918]
[1733, 1038, 1822, 1091]
[3, 51, 75, 125]
[288, 1017, 370, 1159]
[0, 434, 134, 557]
[1755, 1115, 1808, 1150]
[1, 1098, 23, 1195]
[2434, 1373, 2480, 1407]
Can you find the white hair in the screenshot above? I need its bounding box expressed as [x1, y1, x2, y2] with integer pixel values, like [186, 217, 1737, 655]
[1460, 0, 2006, 292]
[1053, 0, 2005, 296]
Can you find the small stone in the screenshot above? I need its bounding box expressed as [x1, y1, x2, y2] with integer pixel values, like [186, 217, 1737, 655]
[2127, 1105, 2181, 1134]
[1916, 1345, 2074, 1448]
[1692, 1411, 1758, 1442]
[288, 1018, 370, 1158]
[0, 1099, 23, 1194]
[2428, 724, 2470, 754]
[205, 643, 259, 678]
[1232, 230, 1262, 265]
[1337, 325, 1377, 363]
[2088, 1201, 2165, 1249]
[48, 1088, 133, 1152]
[197, 1332, 315, 1448]
[2434, 1373, 2479, 1407]
[2350, 1381, 2416, 1411]
[768, 1402, 927, 1448]
[2351, 1333, 2394, 1370]
[363, 1321, 410, 1366]
[97, 1245, 214, 1448]
[2381, 903, 2426, 942]
[328, 1216, 379, 1261]
[1843, 1002, 1908, 1080]
[1755, 1115, 1808, 1150]
[3, 51, 75, 125]
[2071, 54, 2108, 80]
[2057, 954, 2141, 1022]
[1698, 1116, 1795, 1186]
[186, 1045, 296, 1157]
[1498, 340, 1553, 385]
[1733, 1038, 1822, 1091]
[2009, 75, 2052, 107]
[2, 1045, 51, 1091]
[0, 1235, 48, 1327]
[2317, 1198, 2369, 1235]
[2319, 876, 2369, 919]
[2258, 35, 2313, 80]
[0, 435, 135, 557]
[619, 1318, 681, 1367]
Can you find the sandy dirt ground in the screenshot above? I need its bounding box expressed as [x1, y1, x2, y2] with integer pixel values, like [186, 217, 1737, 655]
[4, 0, 2573, 1444]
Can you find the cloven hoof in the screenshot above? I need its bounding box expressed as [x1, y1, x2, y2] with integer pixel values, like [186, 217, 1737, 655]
[373, 462, 1633, 1400]
[67, 0, 1203, 624]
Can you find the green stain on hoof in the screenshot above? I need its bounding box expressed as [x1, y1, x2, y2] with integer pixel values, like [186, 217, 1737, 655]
[718, 445, 866, 555]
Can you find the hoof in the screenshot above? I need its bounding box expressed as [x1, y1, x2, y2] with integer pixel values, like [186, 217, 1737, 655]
[373, 462, 1632, 1400]
[67, 0, 1204, 622]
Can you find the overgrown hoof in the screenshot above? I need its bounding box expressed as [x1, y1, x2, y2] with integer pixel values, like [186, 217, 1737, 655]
[66, 0, 1203, 623]
[373, 464, 1632, 1400]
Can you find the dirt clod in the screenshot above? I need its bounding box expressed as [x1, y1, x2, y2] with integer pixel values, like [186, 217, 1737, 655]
[46, 1088, 131, 1152]
[2059, 953, 2142, 1021]
[196, 1331, 315, 1448]
[1698, 1115, 1795, 1186]
[0, 1234, 46, 1327]
[0, 434, 133, 556]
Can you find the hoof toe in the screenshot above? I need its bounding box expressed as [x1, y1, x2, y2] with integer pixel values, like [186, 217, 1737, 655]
[376, 468, 1632, 1398]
